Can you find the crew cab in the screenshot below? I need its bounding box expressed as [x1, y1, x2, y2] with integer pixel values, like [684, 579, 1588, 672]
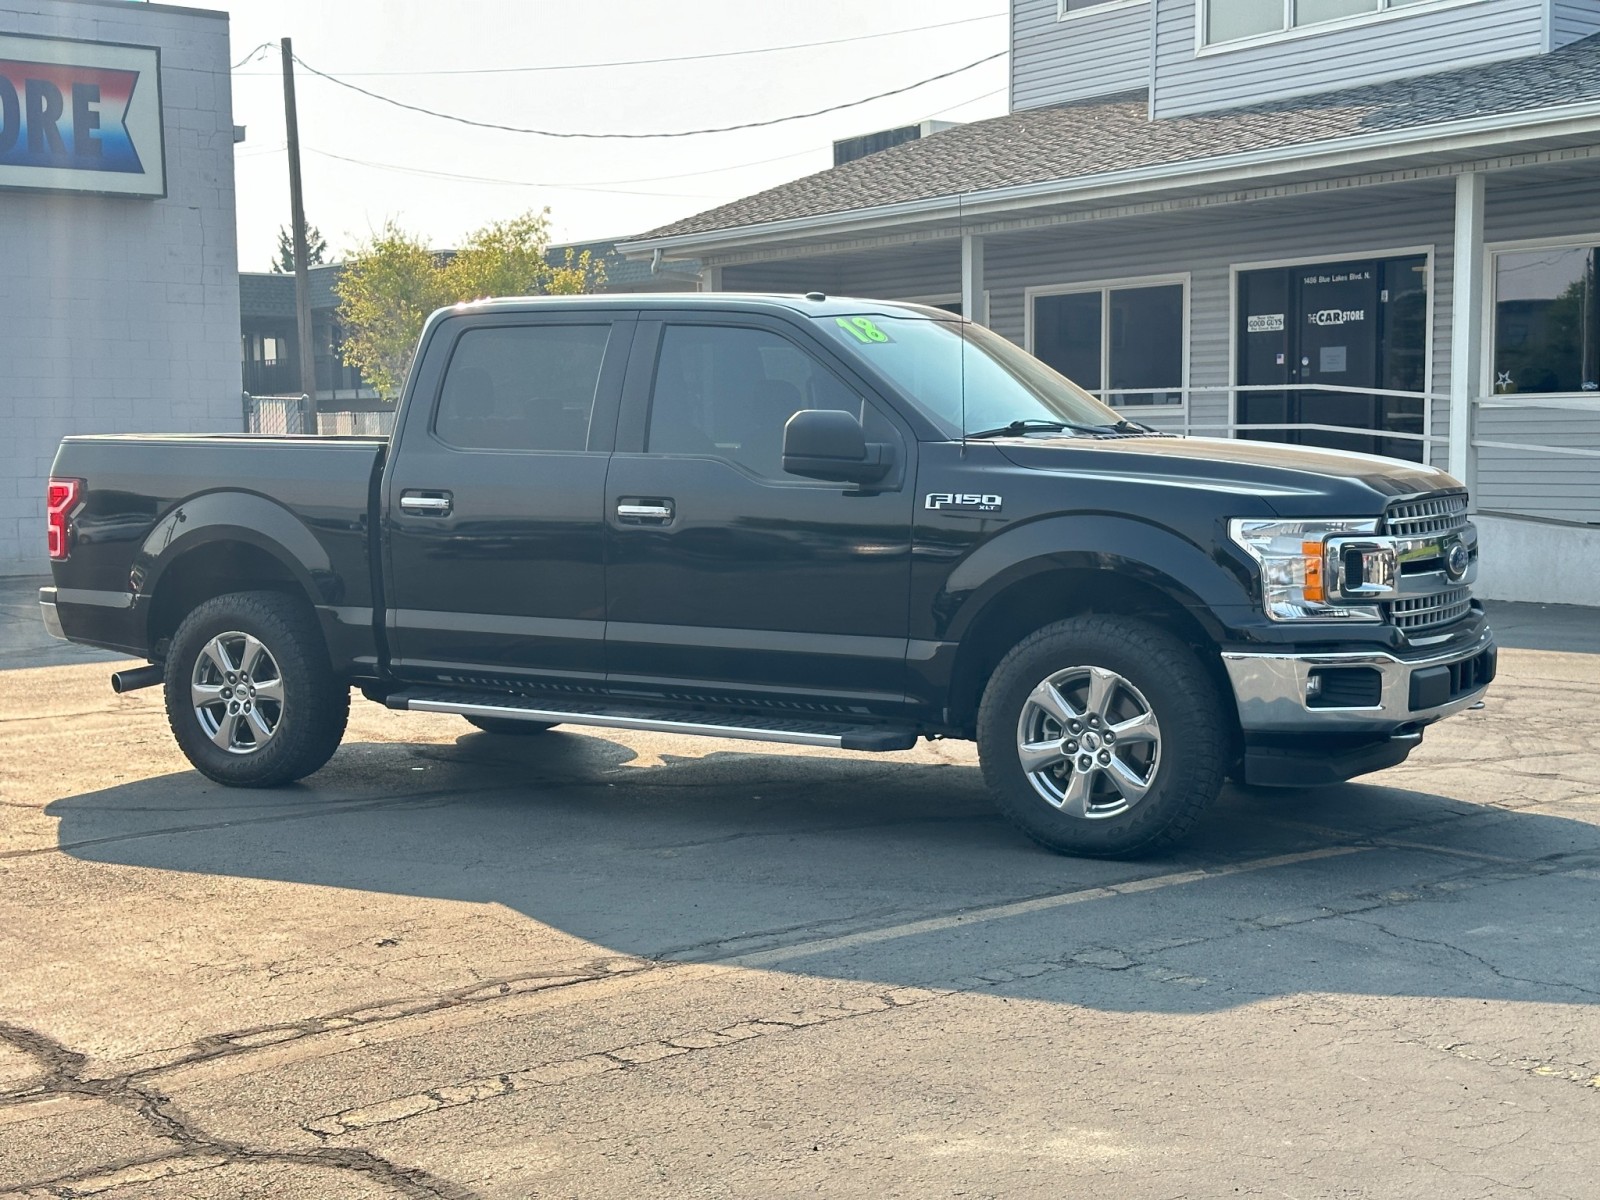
[41, 294, 1496, 856]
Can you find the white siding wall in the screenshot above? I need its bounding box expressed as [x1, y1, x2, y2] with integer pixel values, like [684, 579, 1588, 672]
[1152, 0, 1546, 117]
[721, 173, 1600, 523]
[1013, 0, 1153, 110]
[1550, 0, 1600, 47]
[0, 0, 240, 574]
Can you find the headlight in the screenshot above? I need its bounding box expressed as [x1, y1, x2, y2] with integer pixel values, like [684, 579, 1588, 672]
[1229, 518, 1384, 622]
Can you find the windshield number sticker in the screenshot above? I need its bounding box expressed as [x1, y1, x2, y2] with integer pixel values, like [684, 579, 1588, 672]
[836, 316, 891, 344]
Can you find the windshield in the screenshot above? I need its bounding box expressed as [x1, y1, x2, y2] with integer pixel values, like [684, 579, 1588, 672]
[813, 313, 1123, 437]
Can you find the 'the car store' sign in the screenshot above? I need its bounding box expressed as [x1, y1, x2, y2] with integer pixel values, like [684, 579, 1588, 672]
[0, 32, 164, 197]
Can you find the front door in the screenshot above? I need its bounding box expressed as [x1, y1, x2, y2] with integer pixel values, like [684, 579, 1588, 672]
[1237, 256, 1428, 461]
[603, 316, 918, 714]
[384, 312, 633, 690]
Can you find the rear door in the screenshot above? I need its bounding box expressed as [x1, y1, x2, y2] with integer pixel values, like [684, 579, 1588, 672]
[384, 311, 634, 690]
[603, 314, 918, 714]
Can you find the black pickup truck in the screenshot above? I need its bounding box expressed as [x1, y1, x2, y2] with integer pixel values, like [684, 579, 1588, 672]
[41, 294, 1495, 856]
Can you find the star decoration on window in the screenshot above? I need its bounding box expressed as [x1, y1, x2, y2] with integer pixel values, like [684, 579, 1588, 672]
[1495, 371, 1513, 391]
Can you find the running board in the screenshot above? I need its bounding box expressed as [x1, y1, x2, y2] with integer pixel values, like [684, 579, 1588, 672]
[385, 688, 920, 752]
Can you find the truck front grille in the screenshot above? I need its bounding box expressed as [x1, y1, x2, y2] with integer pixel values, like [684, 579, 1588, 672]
[1383, 493, 1468, 540]
[1390, 586, 1473, 631]
[1382, 493, 1474, 634]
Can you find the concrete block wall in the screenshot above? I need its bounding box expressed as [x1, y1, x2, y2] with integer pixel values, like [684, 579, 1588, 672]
[0, 0, 240, 575]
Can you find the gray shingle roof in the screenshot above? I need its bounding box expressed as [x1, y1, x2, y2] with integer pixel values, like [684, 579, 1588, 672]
[637, 36, 1600, 243]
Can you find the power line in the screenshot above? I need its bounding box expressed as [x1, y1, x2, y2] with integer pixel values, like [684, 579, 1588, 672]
[232, 40, 276, 70]
[290, 49, 1007, 139]
[232, 14, 1004, 77]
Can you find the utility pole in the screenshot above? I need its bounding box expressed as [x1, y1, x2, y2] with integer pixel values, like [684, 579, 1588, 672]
[281, 37, 318, 407]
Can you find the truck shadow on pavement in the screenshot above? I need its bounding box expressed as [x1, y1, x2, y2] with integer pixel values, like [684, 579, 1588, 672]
[43, 727, 1600, 1018]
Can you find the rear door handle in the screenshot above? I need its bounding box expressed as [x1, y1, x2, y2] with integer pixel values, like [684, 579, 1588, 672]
[400, 490, 453, 517]
[616, 499, 673, 525]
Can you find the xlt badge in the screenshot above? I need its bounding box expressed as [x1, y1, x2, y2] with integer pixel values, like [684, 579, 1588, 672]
[925, 492, 1003, 514]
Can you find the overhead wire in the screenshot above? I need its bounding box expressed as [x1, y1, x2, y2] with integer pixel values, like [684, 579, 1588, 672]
[289, 49, 1007, 139]
[230, 14, 1005, 76]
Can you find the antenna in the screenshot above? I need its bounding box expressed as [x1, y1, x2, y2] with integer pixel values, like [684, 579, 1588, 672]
[959, 191, 967, 457]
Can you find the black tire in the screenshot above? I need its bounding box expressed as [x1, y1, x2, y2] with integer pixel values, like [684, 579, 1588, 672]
[976, 615, 1227, 858]
[463, 716, 556, 736]
[164, 591, 350, 787]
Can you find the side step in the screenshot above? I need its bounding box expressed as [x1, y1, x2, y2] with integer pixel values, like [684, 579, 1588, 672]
[384, 688, 920, 752]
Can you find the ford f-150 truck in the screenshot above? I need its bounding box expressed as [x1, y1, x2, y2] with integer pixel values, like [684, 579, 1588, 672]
[41, 294, 1496, 856]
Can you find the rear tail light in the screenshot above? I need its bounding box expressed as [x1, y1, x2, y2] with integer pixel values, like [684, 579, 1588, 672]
[46, 477, 82, 561]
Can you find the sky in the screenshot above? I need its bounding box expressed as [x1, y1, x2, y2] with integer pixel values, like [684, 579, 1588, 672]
[219, 0, 1011, 271]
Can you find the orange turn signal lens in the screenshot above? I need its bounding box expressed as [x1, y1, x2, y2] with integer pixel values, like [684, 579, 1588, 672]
[1302, 540, 1325, 603]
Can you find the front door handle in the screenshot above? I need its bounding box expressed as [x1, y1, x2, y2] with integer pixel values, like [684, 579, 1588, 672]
[616, 499, 674, 525]
[400, 490, 453, 517]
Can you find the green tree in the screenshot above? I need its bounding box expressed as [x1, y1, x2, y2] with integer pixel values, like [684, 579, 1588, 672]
[335, 209, 607, 399]
[271, 222, 328, 274]
[439, 209, 606, 301]
[333, 222, 448, 399]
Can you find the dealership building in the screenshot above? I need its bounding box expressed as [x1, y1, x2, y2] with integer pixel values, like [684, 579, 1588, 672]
[625, 0, 1600, 607]
[0, 0, 239, 574]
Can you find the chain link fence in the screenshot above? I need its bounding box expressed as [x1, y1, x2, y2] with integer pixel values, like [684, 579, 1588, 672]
[243, 394, 395, 437]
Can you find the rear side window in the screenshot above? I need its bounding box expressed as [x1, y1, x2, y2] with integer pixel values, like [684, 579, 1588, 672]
[435, 324, 611, 452]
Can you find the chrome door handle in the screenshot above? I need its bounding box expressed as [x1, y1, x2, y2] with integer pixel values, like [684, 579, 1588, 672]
[400, 491, 453, 516]
[616, 500, 673, 524]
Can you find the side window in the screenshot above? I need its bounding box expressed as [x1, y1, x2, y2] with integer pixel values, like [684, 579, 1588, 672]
[435, 324, 611, 452]
[646, 324, 891, 479]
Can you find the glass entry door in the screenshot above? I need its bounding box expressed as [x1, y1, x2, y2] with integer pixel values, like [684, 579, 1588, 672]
[1236, 256, 1427, 461]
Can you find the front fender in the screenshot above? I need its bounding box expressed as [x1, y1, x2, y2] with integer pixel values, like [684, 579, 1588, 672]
[936, 513, 1257, 645]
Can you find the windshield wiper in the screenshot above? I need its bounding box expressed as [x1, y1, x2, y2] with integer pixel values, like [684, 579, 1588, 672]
[966, 419, 1105, 440]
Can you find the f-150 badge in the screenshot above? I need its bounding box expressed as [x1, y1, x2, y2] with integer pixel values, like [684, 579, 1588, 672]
[925, 492, 1003, 514]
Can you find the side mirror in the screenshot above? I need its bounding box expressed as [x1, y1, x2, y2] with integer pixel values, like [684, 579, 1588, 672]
[782, 409, 892, 484]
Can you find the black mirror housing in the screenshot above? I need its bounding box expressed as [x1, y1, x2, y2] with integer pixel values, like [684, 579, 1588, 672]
[781, 409, 892, 484]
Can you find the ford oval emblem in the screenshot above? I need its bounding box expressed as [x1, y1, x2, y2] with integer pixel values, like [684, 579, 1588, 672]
[1444, 539, 1470, 581]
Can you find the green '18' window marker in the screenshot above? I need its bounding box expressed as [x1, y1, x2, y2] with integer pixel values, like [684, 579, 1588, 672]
[836, 316, 891, 344]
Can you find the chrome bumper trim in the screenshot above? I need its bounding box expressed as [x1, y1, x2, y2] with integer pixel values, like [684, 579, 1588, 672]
[39, 592, 65, 641]
[1222, 628, 1494, 731]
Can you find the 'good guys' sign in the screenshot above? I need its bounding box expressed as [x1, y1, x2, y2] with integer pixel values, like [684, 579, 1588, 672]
[0, 33, 163, 197]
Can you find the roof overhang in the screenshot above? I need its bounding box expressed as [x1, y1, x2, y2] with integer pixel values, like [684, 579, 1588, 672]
[618, 98, 1600, 263]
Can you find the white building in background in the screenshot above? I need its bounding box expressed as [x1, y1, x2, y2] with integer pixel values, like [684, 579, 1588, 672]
[0, 0, 239, 574]
[623, 0, 1600, 607]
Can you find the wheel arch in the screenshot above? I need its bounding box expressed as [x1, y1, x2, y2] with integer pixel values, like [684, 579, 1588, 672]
[137, 492, 332, 660]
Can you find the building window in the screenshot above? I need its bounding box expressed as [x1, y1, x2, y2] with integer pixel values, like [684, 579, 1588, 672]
[1204, 0, 1436, 46]
[1059, 0, 1137, 15]
[1493, 245, 1600, 396]
[1030, 281, 1186, 407]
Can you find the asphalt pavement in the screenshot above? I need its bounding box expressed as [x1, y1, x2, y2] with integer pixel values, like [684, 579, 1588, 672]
[0, 575, 1596, 1198]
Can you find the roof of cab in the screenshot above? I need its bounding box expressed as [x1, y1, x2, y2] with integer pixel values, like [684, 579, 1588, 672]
[437, 293, 957, 321]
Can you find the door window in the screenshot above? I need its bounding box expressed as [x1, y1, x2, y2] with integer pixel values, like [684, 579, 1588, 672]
[434, 324, 611, 452]
[646, 324, 888, 479]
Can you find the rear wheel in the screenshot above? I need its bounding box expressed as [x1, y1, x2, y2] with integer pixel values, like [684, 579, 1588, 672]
[164, 591, 349, 787]
[977, 615, 1226, 857]
[463, 716, 556, 736]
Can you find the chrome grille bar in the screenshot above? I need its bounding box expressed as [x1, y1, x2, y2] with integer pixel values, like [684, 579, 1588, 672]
[1390, 585, 1473, 630]
[1382, 493, 1474, 633]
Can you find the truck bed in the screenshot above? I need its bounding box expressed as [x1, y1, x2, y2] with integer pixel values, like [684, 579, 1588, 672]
[45, 434, 387, 667]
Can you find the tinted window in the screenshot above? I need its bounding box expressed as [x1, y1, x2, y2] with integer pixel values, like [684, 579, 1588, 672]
[648, 325, 882, 479]
[435, 324, 611, 451]
[1033, 284, 1184, 407]
[1494, 246, 1599, 396]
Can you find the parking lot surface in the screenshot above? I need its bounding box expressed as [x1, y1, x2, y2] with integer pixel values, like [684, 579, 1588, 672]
[1, 587, 1596, 1198]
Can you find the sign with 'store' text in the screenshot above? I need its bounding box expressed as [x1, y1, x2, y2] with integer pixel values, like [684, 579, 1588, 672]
[0, 33, 163, 197]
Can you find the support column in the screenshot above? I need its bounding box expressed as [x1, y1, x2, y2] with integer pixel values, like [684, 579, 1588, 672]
[1449, 171, 1485, 488]
[961, 234, 986, 326]
[699, 264, 723, 292]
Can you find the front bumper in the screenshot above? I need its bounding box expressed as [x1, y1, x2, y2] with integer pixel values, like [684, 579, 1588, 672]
[1222, 624, 1496, 733]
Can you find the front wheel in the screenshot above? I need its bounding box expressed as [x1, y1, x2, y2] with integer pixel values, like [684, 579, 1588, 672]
[164, 591, 349, 787]
[977, 615, 1227, 858]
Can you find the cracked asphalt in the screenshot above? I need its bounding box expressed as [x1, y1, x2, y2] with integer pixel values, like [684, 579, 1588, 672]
[1, 588, 1597, 1198]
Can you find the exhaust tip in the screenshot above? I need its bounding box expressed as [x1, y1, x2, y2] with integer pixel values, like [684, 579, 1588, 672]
[110, 665, 164, 694]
